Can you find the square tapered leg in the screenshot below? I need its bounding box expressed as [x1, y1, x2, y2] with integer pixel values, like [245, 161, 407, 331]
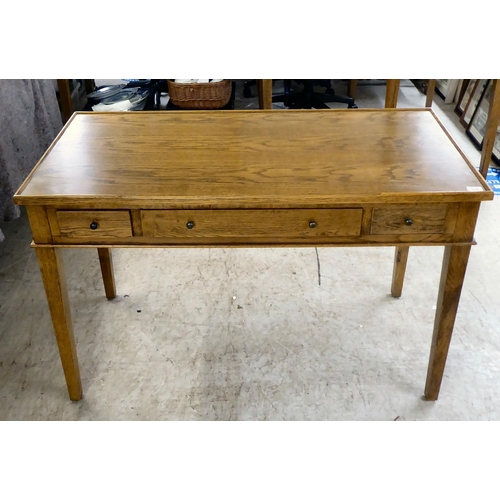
[424, 245, 471, 401]
[391, 246, 409, 298]
[36, 247, 83, 401]
[98, 248, 116, 300]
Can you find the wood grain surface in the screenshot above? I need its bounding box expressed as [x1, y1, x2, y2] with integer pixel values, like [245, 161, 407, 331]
[14, 109, 492, 208]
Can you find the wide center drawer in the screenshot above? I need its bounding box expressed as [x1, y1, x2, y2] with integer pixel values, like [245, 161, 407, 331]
[141, 209, 363, 240]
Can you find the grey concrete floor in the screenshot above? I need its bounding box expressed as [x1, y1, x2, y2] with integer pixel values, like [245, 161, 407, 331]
[1, 80, 500, 420]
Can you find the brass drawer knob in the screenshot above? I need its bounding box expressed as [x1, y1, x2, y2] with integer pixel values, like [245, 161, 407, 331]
[186, 221, 195, 229]
[405, 217, 413, 226]
[309, 220, 317, 229]
[90, 221, 99, 230]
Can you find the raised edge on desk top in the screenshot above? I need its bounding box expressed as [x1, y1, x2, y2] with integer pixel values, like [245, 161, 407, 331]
[14, 108, 494, 208]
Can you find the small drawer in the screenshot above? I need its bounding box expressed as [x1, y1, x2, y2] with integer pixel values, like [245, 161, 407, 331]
[370, 204, 448, 235]
[56, 210, 132, 238]
[141, 209, 363, 241]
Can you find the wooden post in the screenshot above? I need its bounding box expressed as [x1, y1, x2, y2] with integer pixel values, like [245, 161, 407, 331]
[257, 79, 273, 109]
[426, 79, 436, 108]
[479, 79, 500, 178]
[57, 79, 73, 123]
[385, 79, 400, 108]
[348, 79, 357, 99]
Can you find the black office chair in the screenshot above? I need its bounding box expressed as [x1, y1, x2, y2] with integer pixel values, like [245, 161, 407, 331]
[273, 79, 357, 109]
[243, 79, 258, 97]
[243, 79, 356, 109]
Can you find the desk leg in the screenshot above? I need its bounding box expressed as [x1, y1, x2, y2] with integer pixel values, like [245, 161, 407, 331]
[348, 79, 357, 99]
[36, 247, 83, 401]
[425, 79, 436, 107]
[257, 79, 273, 109]
[424, 245, 471, 401]
[385, 79, 400, 108]
[98, 248, 116, 300]
[391, 246, 409, 298]
[479, 79, 500, 178]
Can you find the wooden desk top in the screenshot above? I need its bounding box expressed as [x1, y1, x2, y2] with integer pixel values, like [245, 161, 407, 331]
[15, 109, 493, 209]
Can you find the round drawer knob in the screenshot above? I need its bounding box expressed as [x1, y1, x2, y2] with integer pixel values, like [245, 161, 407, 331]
[186, 221, 195, 229]
[309, 220, 317, 229]
[90, 222, 99, 230]
[405, 217, 413, 226]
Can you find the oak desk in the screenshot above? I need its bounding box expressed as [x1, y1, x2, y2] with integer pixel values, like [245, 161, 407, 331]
[14, 109, 493, 402]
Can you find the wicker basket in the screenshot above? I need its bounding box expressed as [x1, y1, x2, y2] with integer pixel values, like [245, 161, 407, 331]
[168, 79, 232, 109]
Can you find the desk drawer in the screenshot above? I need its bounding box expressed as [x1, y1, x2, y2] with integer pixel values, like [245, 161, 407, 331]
[370, 204, 448, 235]
[56, 210, 133, 238]
[141, 209, 363, 240]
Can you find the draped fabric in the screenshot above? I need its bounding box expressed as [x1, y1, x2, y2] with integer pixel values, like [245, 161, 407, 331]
[0, 79, 62, 241]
